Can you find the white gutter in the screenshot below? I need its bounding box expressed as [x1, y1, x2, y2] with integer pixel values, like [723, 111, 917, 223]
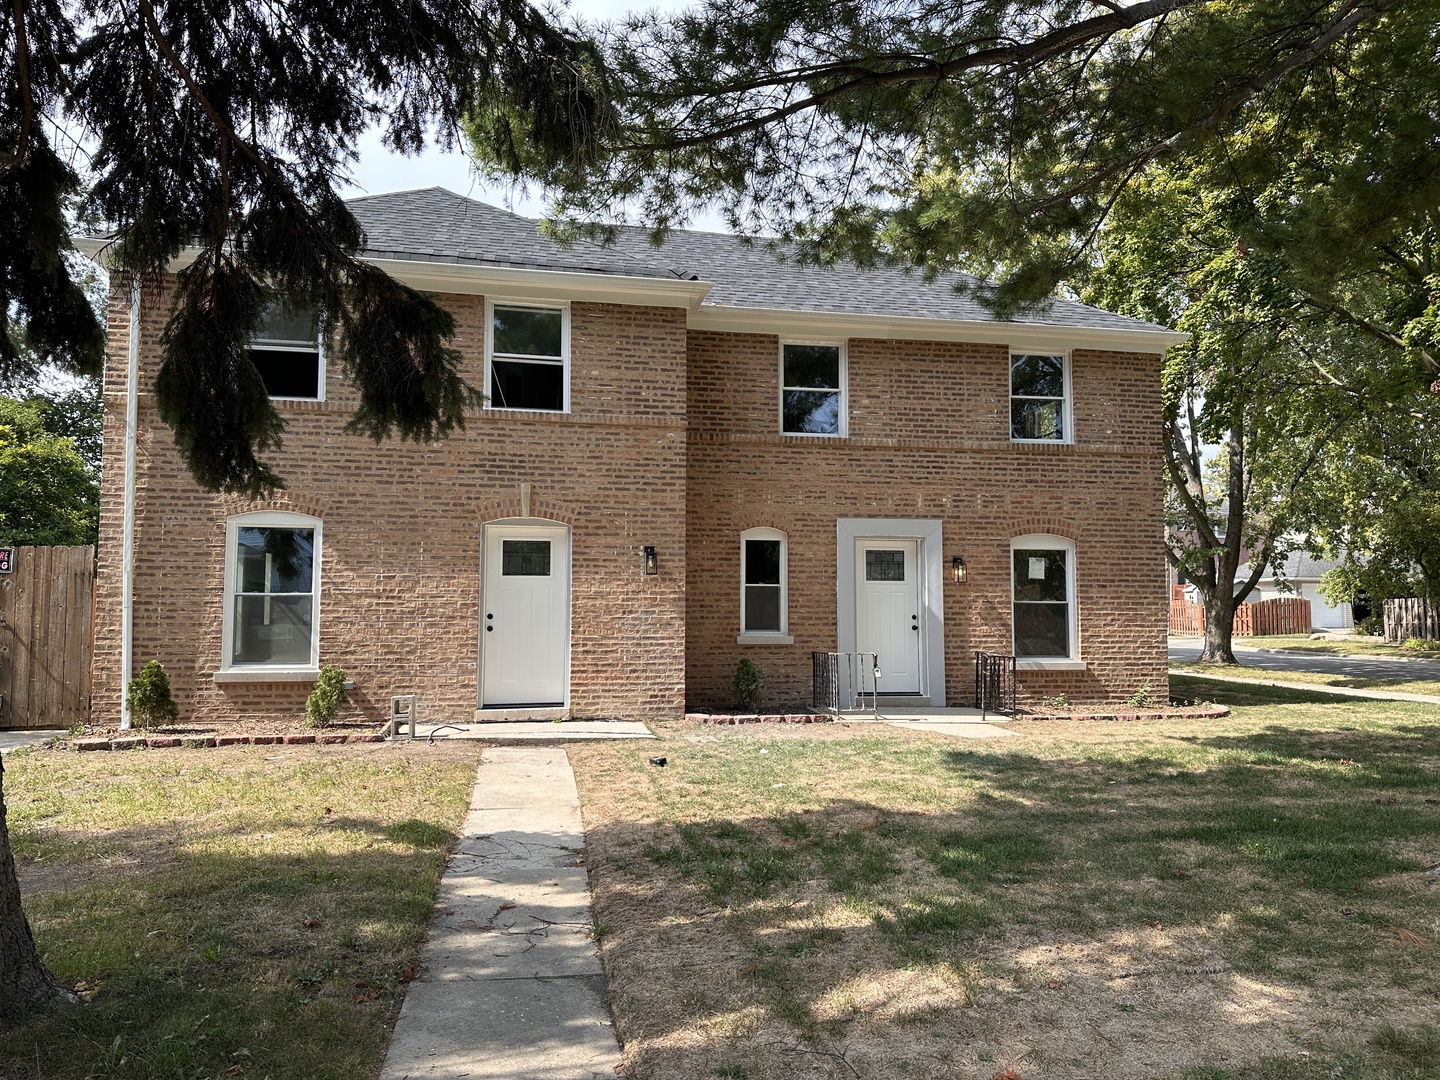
[119, 278, 140, 730]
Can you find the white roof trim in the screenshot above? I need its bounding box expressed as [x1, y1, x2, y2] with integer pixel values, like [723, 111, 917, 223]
[72, 237, 1186, 350]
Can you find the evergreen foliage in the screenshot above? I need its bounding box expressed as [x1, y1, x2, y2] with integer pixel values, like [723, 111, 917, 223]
[733, 658, 766, 712]
[305, 666, 349, 729]
[126, 661, 178, 731]
[2, 0, 609, 495]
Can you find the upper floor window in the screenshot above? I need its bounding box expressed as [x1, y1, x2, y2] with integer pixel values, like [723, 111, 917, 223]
[740, 528, 788, 638]
[1010, 353, 1069, 442]
[249, 300, 322, 400]
[223, 512, 321, 670]
[487, 302, 569, 412]
[1011, 535, 1076, 659]
[781, 342, 845, 435]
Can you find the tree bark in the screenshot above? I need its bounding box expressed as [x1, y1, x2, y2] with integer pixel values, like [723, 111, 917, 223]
[0, 756, 76, 1012]
[1200, 587, 1240, 664]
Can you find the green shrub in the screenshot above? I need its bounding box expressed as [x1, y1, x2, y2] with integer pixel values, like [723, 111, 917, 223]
[1402, 637, 1440, 651]
[1124, 684, 1159, 709]
[1353, 614, 1383, 637]
[1042, 693, 1069, 710]
[126, 660, 178, 730]
[305, 665, 349, 728]
[733, 658, 766, 712]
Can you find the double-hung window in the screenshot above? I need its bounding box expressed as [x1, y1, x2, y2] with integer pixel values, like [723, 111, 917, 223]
[1010, 353, 1069, 442]
[223, 513, 321, 670]
[487, 302, 569, 412]
[1011, 535, 1076, 660]
[740, 528, 789, 641]
[249, 299, 323, 401]
[781, 343, 845, 435]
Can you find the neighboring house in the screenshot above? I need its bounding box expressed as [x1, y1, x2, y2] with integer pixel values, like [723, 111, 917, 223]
[79, 188, 1184, 724]
[1180, 551, 1355, 630]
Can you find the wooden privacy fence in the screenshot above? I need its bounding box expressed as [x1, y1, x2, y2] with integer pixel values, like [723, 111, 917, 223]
[1384, 598, 1440, 643]
[0, 546, 95, 729]
[1170, 596, 1312, 637]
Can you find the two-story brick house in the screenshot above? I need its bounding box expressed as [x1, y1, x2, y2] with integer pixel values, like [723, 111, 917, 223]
[82, 187, 1183, 726]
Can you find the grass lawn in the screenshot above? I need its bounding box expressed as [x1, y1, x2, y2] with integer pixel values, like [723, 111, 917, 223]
[570, 681, 1440, 1080]
[1206, 635, 1440, 661]
[3, 743, 481, 1080]
[1171, 663, 1440, 700]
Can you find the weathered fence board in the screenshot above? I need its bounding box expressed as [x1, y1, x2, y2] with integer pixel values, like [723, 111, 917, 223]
[0, 546, 95, 729]
[1169, 596, 1312, 637]
[1384, 598, 1440, 644]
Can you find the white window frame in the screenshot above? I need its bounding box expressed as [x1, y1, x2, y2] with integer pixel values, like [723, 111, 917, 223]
[779, 340, 847, 437]
[484, 298, 571, 414]
[738, 527, 792, 644]
[1009, 351, 1072, 445]
[249, 306, 325, 403]
[1010, 534, 1084, 669]
[220, 511, 322, 674]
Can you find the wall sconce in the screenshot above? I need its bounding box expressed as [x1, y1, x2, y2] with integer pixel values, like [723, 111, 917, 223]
[643, 545, 659, 575]
[951, 555, 968, 583]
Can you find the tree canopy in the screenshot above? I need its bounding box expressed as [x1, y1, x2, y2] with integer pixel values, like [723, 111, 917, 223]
[0, 382, 101, 546]
[3, 0, 608, 495]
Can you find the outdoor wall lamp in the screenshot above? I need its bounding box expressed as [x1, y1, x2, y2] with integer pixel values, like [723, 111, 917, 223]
[643, 546, 659, 575]
[951, 555, 969, 584]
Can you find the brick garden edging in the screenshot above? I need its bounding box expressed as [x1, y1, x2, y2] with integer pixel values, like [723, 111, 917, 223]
[1020, 705, 1230, 722]
[685, 713, 834, 725]
[65, 733, 389, 751]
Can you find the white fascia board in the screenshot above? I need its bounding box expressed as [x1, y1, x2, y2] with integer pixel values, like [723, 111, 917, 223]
[689, 304, 1189, 353]
[71, 238, 712, 310]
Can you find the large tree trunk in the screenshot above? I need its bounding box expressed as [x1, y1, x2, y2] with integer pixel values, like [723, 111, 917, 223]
[0, 756, 76, 1012]
[1200, 590, 1240, 664]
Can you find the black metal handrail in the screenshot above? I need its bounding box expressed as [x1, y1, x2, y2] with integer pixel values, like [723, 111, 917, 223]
[812, 651, 880, 714]
[974, 651, 1017, 718]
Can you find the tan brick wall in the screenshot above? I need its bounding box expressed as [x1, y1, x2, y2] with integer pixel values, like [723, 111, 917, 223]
[683, 334, 1168, 709]
[93, 280, 688, 725]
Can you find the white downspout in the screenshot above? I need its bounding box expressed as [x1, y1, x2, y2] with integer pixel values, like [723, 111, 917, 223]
[119, 278, 140, 730]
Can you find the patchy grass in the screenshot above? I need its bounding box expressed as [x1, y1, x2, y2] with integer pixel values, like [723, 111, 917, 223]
[1225, 635, 1440, 661]
[2, 743, 481, 1080]
[1172, 662, 1440, 699]
[570, 689, 1440, 1080]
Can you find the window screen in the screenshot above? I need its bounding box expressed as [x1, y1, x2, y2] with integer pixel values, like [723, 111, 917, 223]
[782, 344, 843, 434]
[491, 305, 565, 411]
[1013, 548, 1070, 657]
[232, 526, 316, 666]
[743, 537, 783, 633]
[1010, 354, 1066, 441]
[249, 300, 321, 400]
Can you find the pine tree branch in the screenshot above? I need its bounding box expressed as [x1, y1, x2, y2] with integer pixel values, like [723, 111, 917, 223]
[0, 0, 36, 173]
[1298, 292, 1440, 375]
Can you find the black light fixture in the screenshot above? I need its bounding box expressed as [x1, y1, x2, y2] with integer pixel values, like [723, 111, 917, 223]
[951, 555, 968, 583]
[643, 545, 659, 575]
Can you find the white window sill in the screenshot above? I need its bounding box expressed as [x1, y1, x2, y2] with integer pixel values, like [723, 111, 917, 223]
[214, 668, 320, 684]
[1015, 659, 1087, 671]
[737, 634, 794, 645]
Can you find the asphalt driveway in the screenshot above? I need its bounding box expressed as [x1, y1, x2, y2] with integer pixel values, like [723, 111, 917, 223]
[1168, 638, 1440, 682]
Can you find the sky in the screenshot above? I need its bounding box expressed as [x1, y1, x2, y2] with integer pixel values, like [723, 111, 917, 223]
[338, 0, 698, 218]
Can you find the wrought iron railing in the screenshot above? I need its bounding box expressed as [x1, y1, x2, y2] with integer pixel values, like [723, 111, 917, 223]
[811, 652, 880, 714]
[973, 651, 1017, 718]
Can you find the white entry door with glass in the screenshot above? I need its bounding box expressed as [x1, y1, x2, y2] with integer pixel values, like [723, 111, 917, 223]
[480, 525, 571, 707]
[855, 539, 922, 694]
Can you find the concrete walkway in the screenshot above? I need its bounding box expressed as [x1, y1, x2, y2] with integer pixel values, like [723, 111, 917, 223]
[0, 730, 64, 754]
[839, 707, 1020, 739]
[380, 747, 622, 1080]
[403, 721, 654, 743]
[1171, 668, 1440, 705]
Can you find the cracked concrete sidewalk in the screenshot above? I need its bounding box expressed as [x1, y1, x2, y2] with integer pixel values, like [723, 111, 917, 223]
[380, 747, 622, 1080]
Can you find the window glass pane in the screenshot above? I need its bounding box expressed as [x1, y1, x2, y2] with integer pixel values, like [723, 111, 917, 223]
[1014, 602, 1069, 657]
[254, 300, 318, 345]
[233, 594, 314, 665]
[783, 344, 841, 389]
[502, 540, 552, 576]
[745, 584, 782, 632]
[493, 306, 563, 357]
[1013, 549, 1067, 602]
[236, 527, 314, 593]
[744, 539, 781, 585]
[1011, 398, 1064, 440]
[783, 389, 841, 433]
[491, 359, 564, 411]
[865, 549, 906, 582]
[249, 347, 321, 399]
[1011, 354, 1065, 398]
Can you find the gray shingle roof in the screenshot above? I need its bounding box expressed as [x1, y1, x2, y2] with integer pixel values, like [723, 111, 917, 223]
[347, 188, 1172, 333]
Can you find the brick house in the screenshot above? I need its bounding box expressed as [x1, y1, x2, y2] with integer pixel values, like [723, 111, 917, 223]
[82, 187, 1183, 726]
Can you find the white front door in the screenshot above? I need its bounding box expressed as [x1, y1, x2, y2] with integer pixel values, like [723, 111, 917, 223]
[855, 539, 922, 694]
[481, 525, 570, 707]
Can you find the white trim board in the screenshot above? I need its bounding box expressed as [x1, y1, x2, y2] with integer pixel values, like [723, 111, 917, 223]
[836, 518, 946, 706]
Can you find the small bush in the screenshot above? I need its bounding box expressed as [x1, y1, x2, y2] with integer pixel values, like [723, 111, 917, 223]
[1042, 693, 1069, 710]
[733, 658, 766, 712]
[1403, 637, 1440, 651]
[126, 660, 178, 730]
[1124, 684, 1159, 709]
[305, 666, 349, 728]
[1353, 614, 1383, 637]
